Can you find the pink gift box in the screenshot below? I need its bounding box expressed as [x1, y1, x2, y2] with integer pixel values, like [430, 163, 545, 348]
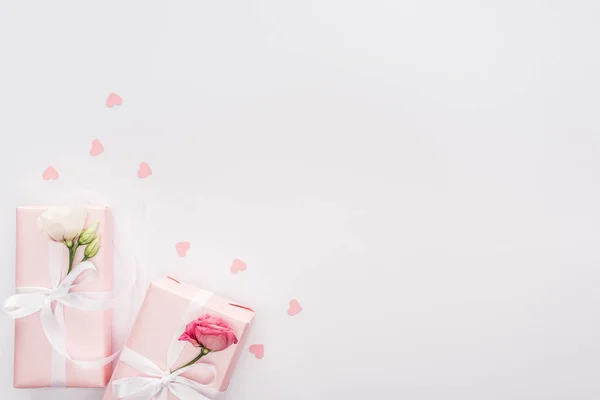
[102, 277, 255, 400]
[14, 206, 113, 388]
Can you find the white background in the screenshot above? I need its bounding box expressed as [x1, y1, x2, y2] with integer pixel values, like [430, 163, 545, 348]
[0, 1, 599, 399]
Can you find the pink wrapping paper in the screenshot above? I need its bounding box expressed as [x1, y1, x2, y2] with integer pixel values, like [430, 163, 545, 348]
[103, 277, 255, 400]
[14, 206, 113, 388]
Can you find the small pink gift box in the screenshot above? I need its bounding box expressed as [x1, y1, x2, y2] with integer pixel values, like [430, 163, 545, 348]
[102, 277, 255, 400]
[13, 206, 113, 388]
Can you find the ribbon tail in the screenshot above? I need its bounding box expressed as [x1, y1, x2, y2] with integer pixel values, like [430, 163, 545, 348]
[40, 302, 69, 356]
[40, 302, 121, 368]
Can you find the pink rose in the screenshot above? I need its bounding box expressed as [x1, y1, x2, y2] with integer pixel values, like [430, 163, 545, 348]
[178, 314, 238, 352]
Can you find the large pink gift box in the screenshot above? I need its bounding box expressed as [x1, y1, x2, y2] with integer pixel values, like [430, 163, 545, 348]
[14, 206, 113, 388]
[102, 277, 255, 400]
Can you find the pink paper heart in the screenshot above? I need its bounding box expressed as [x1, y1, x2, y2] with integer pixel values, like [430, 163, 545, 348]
[249, 344, 264, 359]
[287, 299, 302, 316]
[105, 92, 123, 108]
[42, 166, 59, 180]
[89, 139, 104, 156]
[230, 258, 247, 274]
[175, 241, 190, 257]
[137, 162, 152, 178]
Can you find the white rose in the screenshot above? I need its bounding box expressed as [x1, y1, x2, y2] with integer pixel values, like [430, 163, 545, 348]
[37, 205, 88, 243]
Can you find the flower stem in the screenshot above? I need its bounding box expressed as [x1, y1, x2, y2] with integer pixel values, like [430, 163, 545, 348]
[67, 243, 80, 275]
[171, 348, 209, 374]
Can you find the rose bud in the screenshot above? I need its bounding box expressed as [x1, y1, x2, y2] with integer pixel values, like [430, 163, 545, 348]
[78, 221, 99, 245]
[84, 236, 101, 260]
[178, 314, 238, 352]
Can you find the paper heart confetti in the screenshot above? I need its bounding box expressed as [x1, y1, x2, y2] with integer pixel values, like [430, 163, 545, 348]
[175, 241, 191, 257]
[42, 166, 59, 180]
[89, 139, 104, 156]
[105, 92, 123, 108]
[137, 162, 152, 178]
[287, 299, 302, 316]
[249, 344, 264, 359]
[230, 258, 247, 274]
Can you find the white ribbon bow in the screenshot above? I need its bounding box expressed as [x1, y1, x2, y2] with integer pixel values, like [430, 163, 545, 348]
[2, 260, 118, 367]
[113, 347, 219, 400]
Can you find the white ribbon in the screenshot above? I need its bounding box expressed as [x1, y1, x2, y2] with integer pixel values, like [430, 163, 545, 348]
[113, 347, 219, 400]
[2, 259, 120, 368]
[113, 289, 218, 399]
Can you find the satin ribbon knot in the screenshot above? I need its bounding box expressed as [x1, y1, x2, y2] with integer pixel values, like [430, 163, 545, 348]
[113, 346, 220, 400]
[43, 284, 74, 303]
[2, 261, 109, 318]
[2, 260, 119, 372]
[160, 373, 175, 386]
